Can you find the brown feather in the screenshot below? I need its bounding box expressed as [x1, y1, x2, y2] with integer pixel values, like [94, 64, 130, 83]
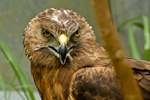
[23, 8, 150, 100]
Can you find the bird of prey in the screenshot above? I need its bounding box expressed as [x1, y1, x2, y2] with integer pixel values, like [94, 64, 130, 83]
[23, 8, 150, 100]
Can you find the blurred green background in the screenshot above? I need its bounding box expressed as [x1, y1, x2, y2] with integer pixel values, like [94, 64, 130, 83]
[0, 0, 150, 91]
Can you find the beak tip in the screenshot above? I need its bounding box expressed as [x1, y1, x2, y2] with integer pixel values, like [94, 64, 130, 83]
[59, 57, 66, 65]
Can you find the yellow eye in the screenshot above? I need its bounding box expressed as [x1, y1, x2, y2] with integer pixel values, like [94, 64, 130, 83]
[42, 29, 51, 37]
[74, 29, 80, 37]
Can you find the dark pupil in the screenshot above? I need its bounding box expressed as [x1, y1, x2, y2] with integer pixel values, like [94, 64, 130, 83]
[45, 30, 49, 34]
[75, 30, 78, 35]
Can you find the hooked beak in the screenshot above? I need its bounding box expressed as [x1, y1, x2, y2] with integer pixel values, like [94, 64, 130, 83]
[58, 34, 68, 65]
[58, 42, 67, 65]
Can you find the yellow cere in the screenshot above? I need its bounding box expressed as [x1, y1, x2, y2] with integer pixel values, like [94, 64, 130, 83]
[58, 34, 68, 45]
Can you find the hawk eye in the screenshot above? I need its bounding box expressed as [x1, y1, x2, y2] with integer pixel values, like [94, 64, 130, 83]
[74, 29, 80, 37]
[42, 29, 51, 37]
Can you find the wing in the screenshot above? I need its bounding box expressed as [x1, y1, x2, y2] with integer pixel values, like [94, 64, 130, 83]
[128, 58, 150, 100]
[69, 58, 150, 100]
[69, 64, 123, 100]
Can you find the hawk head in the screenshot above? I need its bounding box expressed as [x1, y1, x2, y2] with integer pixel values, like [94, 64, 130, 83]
[23, 8, 96, 66]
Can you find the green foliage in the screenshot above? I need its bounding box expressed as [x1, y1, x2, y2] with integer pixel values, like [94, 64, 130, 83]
[0, 42, 35, 100]
[0, 74, 7, 100]
[117, 16, 150, 61]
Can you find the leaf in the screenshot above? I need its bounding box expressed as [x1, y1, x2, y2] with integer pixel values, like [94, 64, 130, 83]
[0, 74, 7, 100]
[117, 16, 143, 31]
[142, 16, 150, 61]
[118, 16, 150, 61]
[128, 25, 141, 59]
[0, 42, 35, 100]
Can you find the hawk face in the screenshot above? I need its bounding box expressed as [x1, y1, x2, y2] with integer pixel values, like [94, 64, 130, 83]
[23, 8, 96, 66]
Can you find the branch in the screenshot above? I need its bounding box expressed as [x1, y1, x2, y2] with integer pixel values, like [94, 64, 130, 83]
[91, 0, 143, 100]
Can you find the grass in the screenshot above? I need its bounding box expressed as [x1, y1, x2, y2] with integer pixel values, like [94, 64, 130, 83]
[117, 16, 150, 61]
[0, 74, 7, 100]
[0, 42, 35, 100]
